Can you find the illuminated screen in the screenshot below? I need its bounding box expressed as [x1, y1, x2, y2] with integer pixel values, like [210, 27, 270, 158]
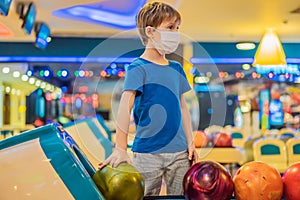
[0, 0, 12, 16]
[22, 3, 36, 35]
[259, 89, 270, 130]
[269, 100, 284, 126]
[35, 23, 50, 49]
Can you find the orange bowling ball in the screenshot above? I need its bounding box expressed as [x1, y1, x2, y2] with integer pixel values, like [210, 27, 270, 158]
[194, 131, 209, 148]
[233, 161, 283, 200]
[282, 162, 300, 200]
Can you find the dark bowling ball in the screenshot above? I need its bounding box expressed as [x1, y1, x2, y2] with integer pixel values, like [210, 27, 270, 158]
[282, 162, 300, 200]
[213, 132, 233, 147]
[183, 160, 234, 200]
[93, 163, 144, 200]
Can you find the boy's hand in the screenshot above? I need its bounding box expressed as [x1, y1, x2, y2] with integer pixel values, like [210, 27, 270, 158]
[188, 142, 198, 166]
[98, 147, 131, 169]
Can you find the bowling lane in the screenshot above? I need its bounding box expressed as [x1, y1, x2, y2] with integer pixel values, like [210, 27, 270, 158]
[64, 117, 113, 169]
[1, 139, 74, 200]
[0, 123, 105, 200]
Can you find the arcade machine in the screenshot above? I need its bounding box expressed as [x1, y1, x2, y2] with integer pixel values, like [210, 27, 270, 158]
[259, 89, 271, 132]
[234, 102, 243, 128]
[26, 88, 45, 127]
[196, 85, 237, 130]
[269, 99, 284, 129]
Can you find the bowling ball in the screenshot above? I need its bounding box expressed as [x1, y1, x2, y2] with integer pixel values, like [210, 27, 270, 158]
[282, 162, 300, 200]
[92, 163, 144, 200]
[213, 132, 232, 147]
[233, 161, 283, 200]
[183, 160, 234, 200]
[194, 131, 209, 148]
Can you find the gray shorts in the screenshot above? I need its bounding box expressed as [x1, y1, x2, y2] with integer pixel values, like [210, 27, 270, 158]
[132, 150, 191, 196]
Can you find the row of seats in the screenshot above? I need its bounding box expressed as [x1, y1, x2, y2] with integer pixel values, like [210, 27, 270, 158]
[229, 127, 299, 148]
[204, 125, 300, 174]
[253, 137, 300, 173]
[204, 126, 299, 147]
[227, 127, 300, 173]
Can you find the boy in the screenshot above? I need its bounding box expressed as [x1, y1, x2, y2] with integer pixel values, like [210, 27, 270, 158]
[99, 1, 198, 196]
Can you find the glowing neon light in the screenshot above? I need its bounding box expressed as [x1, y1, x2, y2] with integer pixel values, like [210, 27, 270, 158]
[0, 56, 299, 65]
[190, 58, 300, 64]
[61, 69, 69, 78]
[256, 64, 300, 75]
[190, 58, 253, 64]
[0, 56, 136, 63]
[52, 0, 146, 29]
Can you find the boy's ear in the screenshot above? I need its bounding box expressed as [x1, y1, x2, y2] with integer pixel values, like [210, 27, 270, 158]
[145, 26, 155, 38]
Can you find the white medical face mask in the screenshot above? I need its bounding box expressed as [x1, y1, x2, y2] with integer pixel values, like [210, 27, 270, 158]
[152, 29, 180, 55]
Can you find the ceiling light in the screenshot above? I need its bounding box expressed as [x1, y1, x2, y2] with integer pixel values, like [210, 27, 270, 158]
[13, 71, 20, 78]
[0, 23, 14, 37]
[21, 75, 29, 81]
[35, 80, 41, 87]
[29, 77, 35, 84]
[236, 42, 256, 50]
[242, 64, 251, 70]
[253, 29, 286, 66]
[2, 67, 10, 73]
[40, 82, 46, 88]
[26, 69, 34, 77]
[194, 76, 210, 84]
[46, 84, 51, 91]
[52, 0, 146, 29]
[5, 86, 10, 93]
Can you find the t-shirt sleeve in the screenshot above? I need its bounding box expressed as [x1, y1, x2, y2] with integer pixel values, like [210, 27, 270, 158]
[123, 64, 144, 93]
[179, 65, 191, 95]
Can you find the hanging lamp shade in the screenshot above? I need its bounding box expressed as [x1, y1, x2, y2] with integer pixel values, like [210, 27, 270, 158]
[252, 29, 286, 66]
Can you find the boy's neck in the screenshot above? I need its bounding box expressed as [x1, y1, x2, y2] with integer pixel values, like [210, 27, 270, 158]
[140, 48, 169, 66]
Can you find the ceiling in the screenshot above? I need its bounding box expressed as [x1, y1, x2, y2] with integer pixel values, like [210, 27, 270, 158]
[1, 0, 300, 43]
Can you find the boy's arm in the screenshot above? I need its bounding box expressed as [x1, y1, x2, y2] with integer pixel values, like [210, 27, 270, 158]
[180, 94, 199, 165]
[98, 90, 136, 168]
[115, 90, 136, 150]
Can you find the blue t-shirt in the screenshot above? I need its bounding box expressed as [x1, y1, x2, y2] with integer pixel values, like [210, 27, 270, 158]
[123, 58, 191, 153]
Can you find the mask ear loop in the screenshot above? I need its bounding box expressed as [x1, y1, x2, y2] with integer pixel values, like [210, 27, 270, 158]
[145, 26, 157, 48]
[145, 26, 155, 38]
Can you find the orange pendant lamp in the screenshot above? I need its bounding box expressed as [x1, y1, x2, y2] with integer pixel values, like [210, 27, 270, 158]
[252, 29, 286, 66]
[0, 22, 14, 37]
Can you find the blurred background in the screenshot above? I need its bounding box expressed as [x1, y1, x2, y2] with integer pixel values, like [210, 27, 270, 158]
[2, 1, 300, 198]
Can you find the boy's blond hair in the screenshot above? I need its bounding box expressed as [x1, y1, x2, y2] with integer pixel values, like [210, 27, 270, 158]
[137, 2, 181, 45]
